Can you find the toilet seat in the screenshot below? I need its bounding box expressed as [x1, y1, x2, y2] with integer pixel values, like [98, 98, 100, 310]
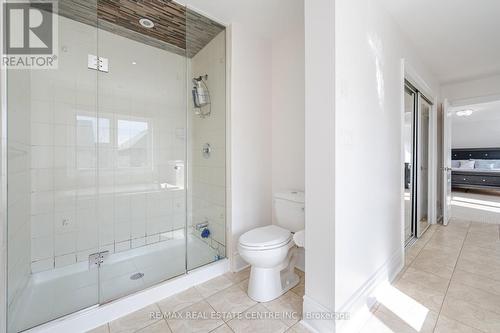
[239, 225, 291, 249]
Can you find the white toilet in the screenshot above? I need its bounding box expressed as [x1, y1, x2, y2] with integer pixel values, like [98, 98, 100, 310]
[238, 191, 305, 302]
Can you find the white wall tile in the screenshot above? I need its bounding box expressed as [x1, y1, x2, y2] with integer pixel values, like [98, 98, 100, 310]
[31, 236, 54, 261]
[54, 232, 76, 256]
[31, 258, 54, 273]
[55, 253, 76, 268]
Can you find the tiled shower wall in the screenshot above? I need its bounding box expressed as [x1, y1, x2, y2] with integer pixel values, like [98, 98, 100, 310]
[6, 69, 32, 305]
[28, 16, 187, 273]
[189, 31, 226, 261]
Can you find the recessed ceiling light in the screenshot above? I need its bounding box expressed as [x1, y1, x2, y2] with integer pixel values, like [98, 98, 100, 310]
[132, 61, 137, 65]
[139, 18, 154, 29]
[456, 109, 474, 117]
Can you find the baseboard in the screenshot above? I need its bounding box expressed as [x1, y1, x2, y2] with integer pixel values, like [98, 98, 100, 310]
[302, 295, 336, 333]
[335, 249, 403, 333]
[27, 259, 230, 333]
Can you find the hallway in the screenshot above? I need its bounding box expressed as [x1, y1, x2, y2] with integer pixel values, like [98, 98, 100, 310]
[360, 219, 500, 332]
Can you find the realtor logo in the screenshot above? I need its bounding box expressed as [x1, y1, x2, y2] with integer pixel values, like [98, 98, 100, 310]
[2, 0, 58, 68]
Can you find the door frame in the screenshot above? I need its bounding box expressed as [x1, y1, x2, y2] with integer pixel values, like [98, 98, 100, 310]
[442, 93, 500, 224]
[400, 60, 438, 253]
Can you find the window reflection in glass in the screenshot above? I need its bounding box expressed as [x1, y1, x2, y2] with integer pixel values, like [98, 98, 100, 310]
[117, 119, 151, 168]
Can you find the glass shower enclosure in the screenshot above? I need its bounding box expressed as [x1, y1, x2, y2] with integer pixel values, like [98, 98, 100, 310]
[3, 1, 226, 331]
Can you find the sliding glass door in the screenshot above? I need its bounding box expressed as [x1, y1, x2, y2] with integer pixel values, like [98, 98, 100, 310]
[416, 95, 432, 237]
[404, 87, 416, 243]
[403, 81, 433, 244]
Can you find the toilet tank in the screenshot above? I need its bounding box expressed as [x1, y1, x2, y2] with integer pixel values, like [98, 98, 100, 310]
[273, 191, 305, 232]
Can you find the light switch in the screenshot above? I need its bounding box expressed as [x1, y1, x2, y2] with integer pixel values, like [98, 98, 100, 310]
[88, 54, 98, 70]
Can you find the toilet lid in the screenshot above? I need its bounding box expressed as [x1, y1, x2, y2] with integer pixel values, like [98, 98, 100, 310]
[239, 225, 291, 248]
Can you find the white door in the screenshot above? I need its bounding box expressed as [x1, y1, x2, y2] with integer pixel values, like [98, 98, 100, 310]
[442, 99, 452, 225]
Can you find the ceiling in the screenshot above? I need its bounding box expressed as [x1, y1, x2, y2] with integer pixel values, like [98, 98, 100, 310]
[59, 0, 224, 57]
[452, 100, 500, 123]
[174, 0, 304, 41]
[381, 0, 500, 84]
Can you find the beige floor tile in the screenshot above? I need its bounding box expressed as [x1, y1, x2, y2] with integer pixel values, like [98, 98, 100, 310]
[166, 300, 224, 333]
[399, 267, 450, 292]
[392, 279, 445, 312]
[468, 222, 500, 235]
[455, 256, 500, 281]
[410, 254, 455, 280]
[109, 304, 161, 333]
[195, 275, 234, 298]
[447, 280, 500, 315]
[425, 232, 465, 250]
[136, 320, 172, 333]
[294, 268, 305, 279]
[405, 241, 425, 266]
[262, 292, 303, 327]
[206, 284, 257, 319]
[211, 324, 234, 333]
[452, 268, 500, 296]
[423, 240, 462, 257]
[224, 267, 251, 284]
[434, 315, 482, 333]
[290, 282, 304, 298]
[227, 304, 288, 333]
[443, 219, 471, 230]
[434, 227, 469, 238]
[464, 231, 500, 251]
[237, 279, 249, 292]
[461, 242, 500, 258]
[441, 295, 500, 333]
[86, 324, 109, 333]
[157, 287, 204, 313]
[286, 322, 312, 333]
[359, 306, 437, 333]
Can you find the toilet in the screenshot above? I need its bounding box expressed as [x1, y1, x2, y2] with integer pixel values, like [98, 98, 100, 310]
[238, 191, 305, 302]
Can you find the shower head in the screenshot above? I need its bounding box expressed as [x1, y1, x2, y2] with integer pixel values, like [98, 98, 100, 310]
[192, 75, 208, 84]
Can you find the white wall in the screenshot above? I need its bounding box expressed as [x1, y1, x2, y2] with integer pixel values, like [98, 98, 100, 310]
[230, 24, 273, 270]
[442, 74, 500, 102]
[270, 3, 305, 271]
[303, 0, 336, 331]
[452, 119, 500, 148]
[334, 0, 439, 330]
[271, 17, 305, 197]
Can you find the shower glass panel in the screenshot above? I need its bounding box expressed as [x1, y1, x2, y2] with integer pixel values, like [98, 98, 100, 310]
[417, 95, 431, 237]
[5, 2, 226, 332]
[96, 15, 187, 303]
[6, 3, 100, 332]
[186, 8, 226, 270]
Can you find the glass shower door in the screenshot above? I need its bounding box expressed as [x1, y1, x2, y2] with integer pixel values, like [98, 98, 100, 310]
[186, 8, 227, 270]
[6, 4, 101, 332]
[95, 14, 188, 302]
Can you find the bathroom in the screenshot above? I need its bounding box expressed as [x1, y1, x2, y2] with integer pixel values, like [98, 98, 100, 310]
[0, 0, 305, 332]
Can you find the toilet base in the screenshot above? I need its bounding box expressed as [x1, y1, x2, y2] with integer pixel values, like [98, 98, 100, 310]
[247, 267, 300, 302]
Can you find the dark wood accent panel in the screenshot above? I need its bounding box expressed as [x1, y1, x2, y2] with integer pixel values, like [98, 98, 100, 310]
[57, 0, 224, 57]
[452, 148, 500, 160]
